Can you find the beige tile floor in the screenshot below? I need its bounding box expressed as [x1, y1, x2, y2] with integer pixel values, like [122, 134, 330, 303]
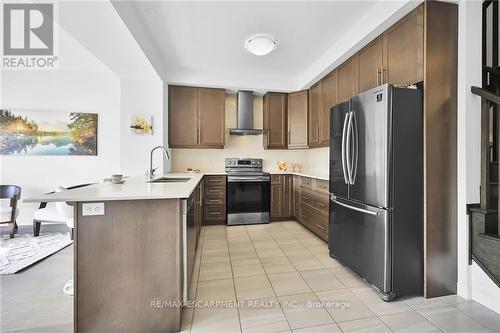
[181, 221, 500, 333]
[2, 223, 500, 333]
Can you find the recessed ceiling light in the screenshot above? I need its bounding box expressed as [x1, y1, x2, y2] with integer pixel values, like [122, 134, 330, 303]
[244, 35, 278, 56]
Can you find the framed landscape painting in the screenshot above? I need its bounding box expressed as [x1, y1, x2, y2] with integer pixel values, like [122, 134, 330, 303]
[0, 109, 98, 156]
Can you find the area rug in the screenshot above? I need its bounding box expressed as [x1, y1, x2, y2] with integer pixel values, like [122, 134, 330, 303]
[0, 233, 72, 274]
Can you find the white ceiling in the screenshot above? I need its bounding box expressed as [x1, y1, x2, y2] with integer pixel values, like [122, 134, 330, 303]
[57, 1, 161, 82]
[113, 1, 420, 92]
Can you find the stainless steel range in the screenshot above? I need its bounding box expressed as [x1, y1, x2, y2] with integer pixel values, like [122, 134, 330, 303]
[225, 158, 270, 225]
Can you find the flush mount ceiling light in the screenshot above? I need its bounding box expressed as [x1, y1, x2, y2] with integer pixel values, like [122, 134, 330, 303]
[244, 35, 278, 56]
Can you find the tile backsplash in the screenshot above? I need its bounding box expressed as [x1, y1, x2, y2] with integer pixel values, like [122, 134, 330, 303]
[171, 94, 329, 175]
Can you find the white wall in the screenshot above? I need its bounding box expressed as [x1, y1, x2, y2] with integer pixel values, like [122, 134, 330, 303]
[457, 0, 500, 313]
[171, 95, 329, 175]
[1, 70, 121, 225]
[120, 79, 164, 176]
[0, 2, 163, 226]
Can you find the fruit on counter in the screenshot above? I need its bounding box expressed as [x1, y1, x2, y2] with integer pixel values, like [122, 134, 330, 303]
[186, 167, 201, 173]
[277, 160, 288, 171]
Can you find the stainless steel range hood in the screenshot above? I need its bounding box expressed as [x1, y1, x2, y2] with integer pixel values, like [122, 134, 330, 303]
[229, 91, 262, 135]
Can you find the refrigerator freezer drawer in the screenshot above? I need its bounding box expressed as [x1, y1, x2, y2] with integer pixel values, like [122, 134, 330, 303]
[329, 196, 391, 295]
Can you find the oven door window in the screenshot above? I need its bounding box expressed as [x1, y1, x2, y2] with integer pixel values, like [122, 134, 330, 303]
[227, 181, 270, 214]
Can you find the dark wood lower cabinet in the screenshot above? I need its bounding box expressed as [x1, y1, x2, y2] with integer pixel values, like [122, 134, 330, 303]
[271, 175, 283, 218]
[293, 175, 301, 220]
[194, 182, 203, 242]
[297, 178, 329, 242]
[271, 174, 293, 220]
[271, 175, 328, 242]
[300, 201, 328, 242]
[283, 175, 293, 217]
[75, 199, 185, 333]
[203, 175, 226, 225]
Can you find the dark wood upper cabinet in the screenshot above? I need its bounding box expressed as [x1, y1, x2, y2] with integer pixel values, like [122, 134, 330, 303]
[308, 81, 322, 147]
[199, 88, 225, 147]
[169, 85, 225, 148]
[337, 55, 358, 103]
[264, 92, 287, 149]
[169, 86, 199, 147]
[383, 5, 424, 85]
[320, 71, 337, 146]
[358, 36, 384, 93]
[287, 90, 308, 149]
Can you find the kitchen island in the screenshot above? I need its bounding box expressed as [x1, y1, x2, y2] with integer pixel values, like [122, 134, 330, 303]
[24, 174, 204, 333]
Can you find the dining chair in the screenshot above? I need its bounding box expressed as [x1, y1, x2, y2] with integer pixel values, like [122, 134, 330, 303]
[0, 185, 21, 238]
[33, 183, 93, 237]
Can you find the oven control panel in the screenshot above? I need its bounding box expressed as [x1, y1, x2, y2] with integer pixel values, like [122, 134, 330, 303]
[225, 158, 263, 169]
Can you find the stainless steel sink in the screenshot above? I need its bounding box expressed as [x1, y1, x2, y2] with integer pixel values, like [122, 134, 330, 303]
[148, 177, 191, 183]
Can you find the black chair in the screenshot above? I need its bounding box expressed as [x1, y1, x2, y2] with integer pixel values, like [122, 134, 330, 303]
[33, 183, 94, 237]
[1, 185, 21, 238]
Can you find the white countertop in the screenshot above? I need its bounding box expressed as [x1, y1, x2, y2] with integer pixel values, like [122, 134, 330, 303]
[187, 170, 329, 180]
[24, 173, 204, 203]
[266, 171, 329, 181]
[24, 170, 328, 203]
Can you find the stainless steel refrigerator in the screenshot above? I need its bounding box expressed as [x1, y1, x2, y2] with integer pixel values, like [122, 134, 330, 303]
[329, 84, 423, 301]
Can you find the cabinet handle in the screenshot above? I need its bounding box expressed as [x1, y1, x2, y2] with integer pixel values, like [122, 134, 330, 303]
[209, 179, 220, 183]
[208, 199, 221, 203]
[377, 68, 381, 85]
[288, 130, 291, 145]
[317, 125, 320, 142]
[209, 212, 221, 215]
[208, 190, 220, 193]
[316, 224, 325, 230]
[381, 67, 386, 84]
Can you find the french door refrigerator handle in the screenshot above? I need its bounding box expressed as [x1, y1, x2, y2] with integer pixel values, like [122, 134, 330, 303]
[330, 194, 378, 216]
[346, 111, 354, 184]
[351, 111, 359, 185]
[341, 112, 350, 184]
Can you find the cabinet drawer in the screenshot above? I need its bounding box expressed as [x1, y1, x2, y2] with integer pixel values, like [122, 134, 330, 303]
[205, 197, 225, 206]
[310, 220, 328, 242]
[300, 177, 312, 189]
[204, 205, 226, 221]
[300, 203, 328, 241]
[313, 179, 329, 194]
[271, 174, 283, 185]
[204, 175, 226, 187]
[301, 188, 329, 215]
[204, 186, 225, 196]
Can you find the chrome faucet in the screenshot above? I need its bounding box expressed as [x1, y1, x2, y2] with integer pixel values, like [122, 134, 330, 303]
[149, 146, 170, 180]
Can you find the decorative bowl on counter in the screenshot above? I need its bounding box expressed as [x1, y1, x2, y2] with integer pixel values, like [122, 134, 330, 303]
[186, 167, 201, 173]
[277, 161, 288, 171]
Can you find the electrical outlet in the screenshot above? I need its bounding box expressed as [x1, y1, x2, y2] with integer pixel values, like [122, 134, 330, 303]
[82, 203, 105, 216]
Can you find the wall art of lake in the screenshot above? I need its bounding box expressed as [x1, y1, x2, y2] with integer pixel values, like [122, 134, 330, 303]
[1, 133, 86, 155]
[0, 110, 98, 156]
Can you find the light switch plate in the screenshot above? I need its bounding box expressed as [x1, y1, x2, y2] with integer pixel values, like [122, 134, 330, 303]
[82, 203, 105, 216]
